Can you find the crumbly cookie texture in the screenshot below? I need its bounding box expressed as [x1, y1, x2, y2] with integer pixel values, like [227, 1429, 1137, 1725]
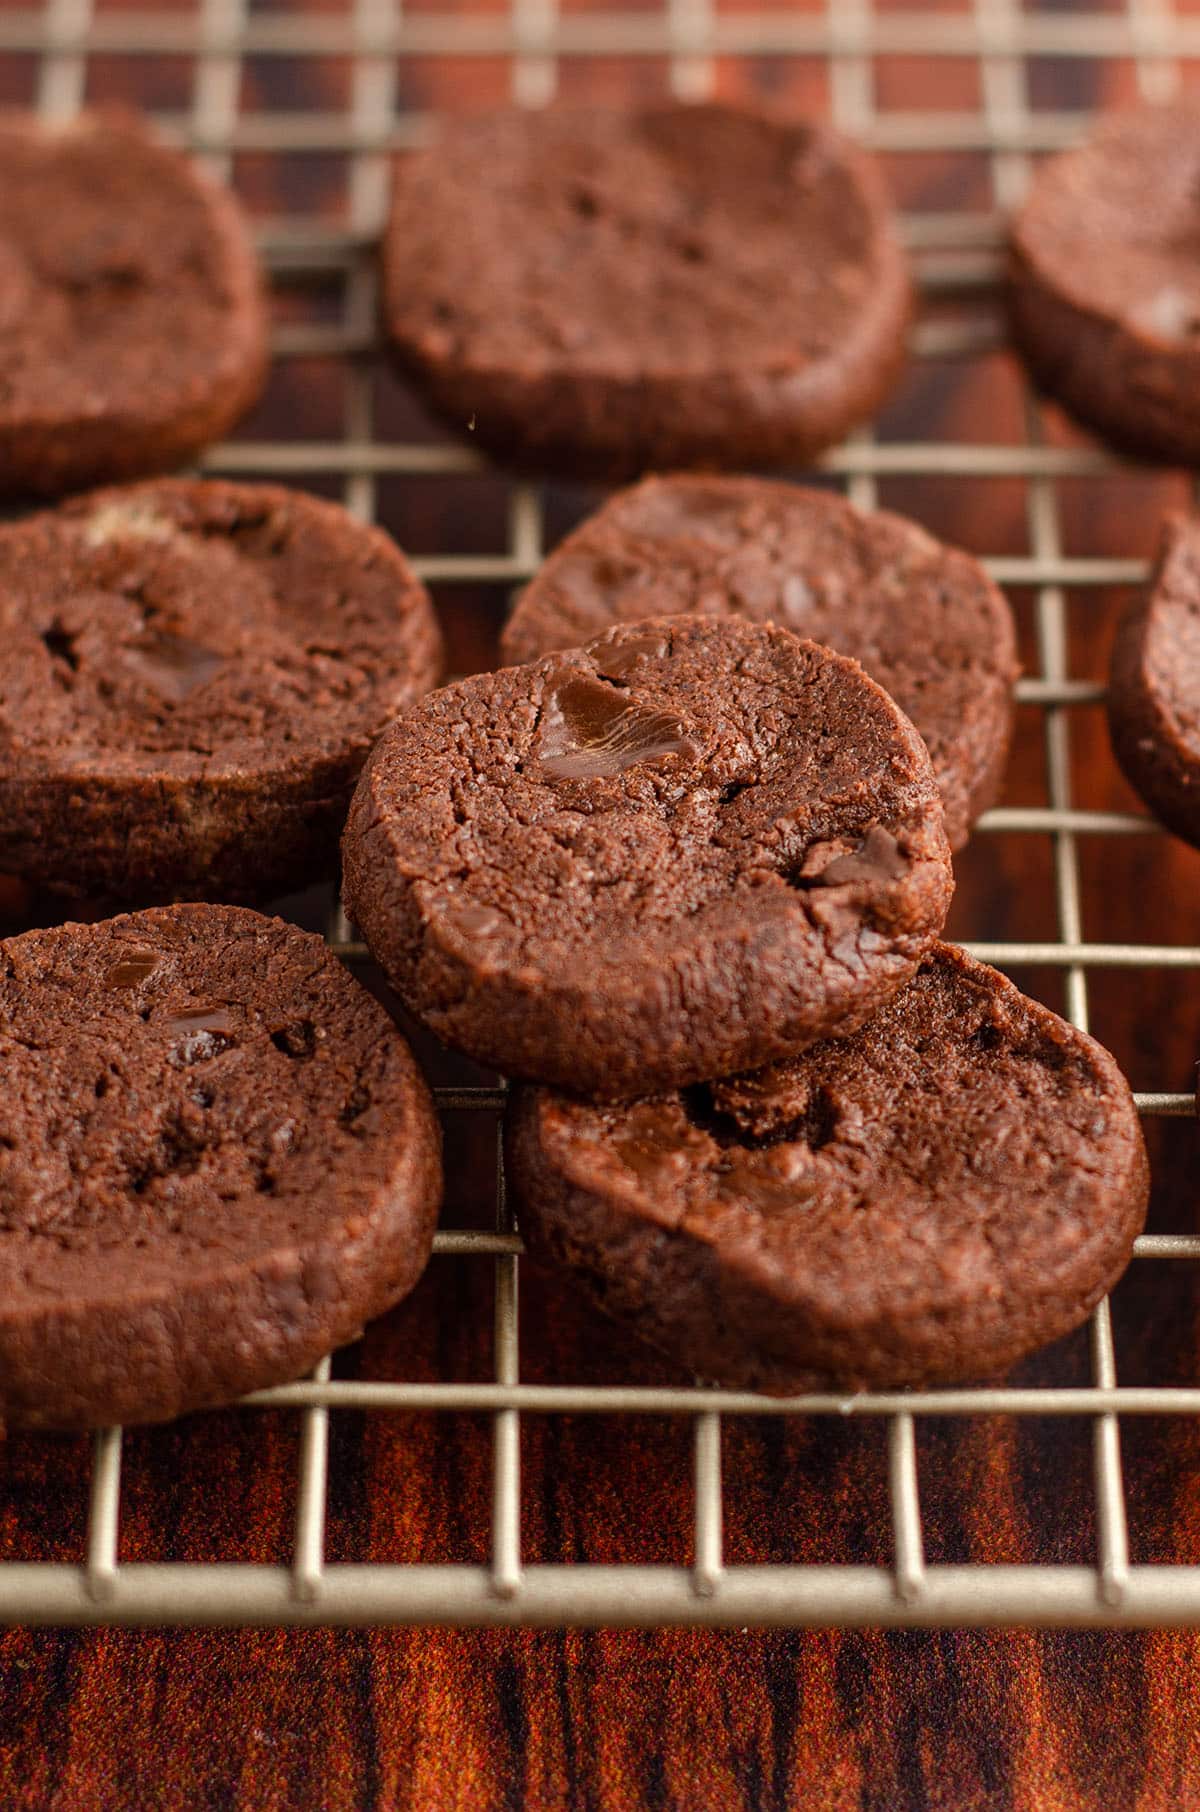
[0, 904, 443, 1430]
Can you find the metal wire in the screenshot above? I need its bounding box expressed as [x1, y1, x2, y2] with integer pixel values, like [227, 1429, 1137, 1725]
[4, 0, 1199, 1629]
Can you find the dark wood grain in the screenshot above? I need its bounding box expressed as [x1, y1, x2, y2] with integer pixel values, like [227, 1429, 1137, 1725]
[3, 3, 1200, 1806]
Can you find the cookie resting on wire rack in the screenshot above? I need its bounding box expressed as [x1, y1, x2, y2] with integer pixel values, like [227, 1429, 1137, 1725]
[1010, 102, 1200, 464]
[506, 944, 1148, 1393]
[0, 108, 268, 497]
[0, 478, 442, 907]
[382, 103, 912, 478]
[1109, 512, 1200, 847]
[342, 615, 953, 1099]
[502, 474, 1019, 850]
[0, 905, 443, 1431]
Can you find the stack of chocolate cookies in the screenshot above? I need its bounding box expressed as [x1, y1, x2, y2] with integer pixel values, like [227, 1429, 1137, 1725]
[0, 98, 1155, 1430]
[342, 542, 1146, 1398]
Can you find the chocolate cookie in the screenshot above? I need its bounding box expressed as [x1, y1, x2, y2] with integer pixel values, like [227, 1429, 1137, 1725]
[343, 616, 953, 1098]
[507, 944, 1148, 1392]
[0, 478, 443, 906]
[1109, 513, 1200, 845]
[1009, 103, 1200, 463]
[0, 109, 268, 497]
[503, 475, 1018, 849]
[382, 103, 911, 478]
[0, 904, 442, 1430]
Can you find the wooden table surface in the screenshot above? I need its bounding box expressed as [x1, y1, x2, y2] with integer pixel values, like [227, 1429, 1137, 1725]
[4, 2, 1200, 1805]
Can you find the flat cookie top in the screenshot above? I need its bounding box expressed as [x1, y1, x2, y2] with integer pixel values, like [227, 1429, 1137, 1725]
[0, 904, 435, 1303]
[344, 616, 952, 1094]
[515, 944, 1147, 1385]
[503, 476, 1018, 848]
[1012, 103, 1200, 342]
[0, 109, 264, 438]
[0, 478, 442, 782]
[385, 103, 901, 382]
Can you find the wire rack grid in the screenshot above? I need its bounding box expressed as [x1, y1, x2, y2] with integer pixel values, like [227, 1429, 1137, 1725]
[2, 0, 1200, 1630]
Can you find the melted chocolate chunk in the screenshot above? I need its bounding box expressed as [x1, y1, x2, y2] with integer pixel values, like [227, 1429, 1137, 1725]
[127, 630, 224, 701]
[595, 633, 671, 681]
[104, 950, 160, 989]
[447, 903, 506, 939]
[537, 673, 698, 780]
[167, 1004, 236, 1066]
[816, 826, 911, 887]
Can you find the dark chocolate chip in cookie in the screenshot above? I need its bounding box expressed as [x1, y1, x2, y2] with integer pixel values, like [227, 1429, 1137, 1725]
[1109, 512, 1200, 846]
[1010, 103, 1200, 463]
[506, 944, 1148, 1392]
[503, 475, 1018, 849]
[0, 478, 443, 906]
[0, 109, 268, 497]
[382, 103, 912, 479]
[0, 904, 443, 1430]
[342, 616, 953, 1099]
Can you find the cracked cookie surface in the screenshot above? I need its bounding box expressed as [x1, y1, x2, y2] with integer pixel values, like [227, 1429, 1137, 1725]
[0, 477, 442, 905]
[506, 944, 1148, 1390]
[383, 103, 911, 477]
[0, 903, 443, 1430]
[0, 108, 268, 496]
[503, 474, 1019, 849]
[342, 616, 953, 1097]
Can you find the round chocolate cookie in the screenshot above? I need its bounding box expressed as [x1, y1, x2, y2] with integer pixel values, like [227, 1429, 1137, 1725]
[343, 616, 953, 1098]
[382, 104, 911, 478]
[503, 475, 1018, 849]
[0, 478, 443, 906]
[1109, 512, 1200, 844]
[1009, 103, 1200, 463]
[0, 109, 268, 497]
[0, 904, 443, 1430]
[507, 944, 1148, 1392]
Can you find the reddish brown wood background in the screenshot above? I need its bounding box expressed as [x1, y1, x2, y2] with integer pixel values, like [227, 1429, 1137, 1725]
[4, 0, 1200, 1805]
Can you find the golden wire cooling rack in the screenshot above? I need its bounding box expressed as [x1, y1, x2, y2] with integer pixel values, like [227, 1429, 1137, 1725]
[1, 0, 1199, 1627]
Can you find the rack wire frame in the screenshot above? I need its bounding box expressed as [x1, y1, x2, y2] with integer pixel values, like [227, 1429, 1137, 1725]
[4, 0, 1200, 1628]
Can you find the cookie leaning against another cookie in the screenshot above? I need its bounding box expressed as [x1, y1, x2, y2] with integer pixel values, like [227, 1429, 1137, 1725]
[1010, 103, 1200, 464]
[506, 944, 1148, 1393]
[1110, 513, 1200, 846]
[382, 103, 911, 478]
[0, 109, 268, 497]
[0, 478, 443, 906]
[0, 905, 443, 1431]
[342, 616, 953, 1099]
[502, 474, 1018, 850]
